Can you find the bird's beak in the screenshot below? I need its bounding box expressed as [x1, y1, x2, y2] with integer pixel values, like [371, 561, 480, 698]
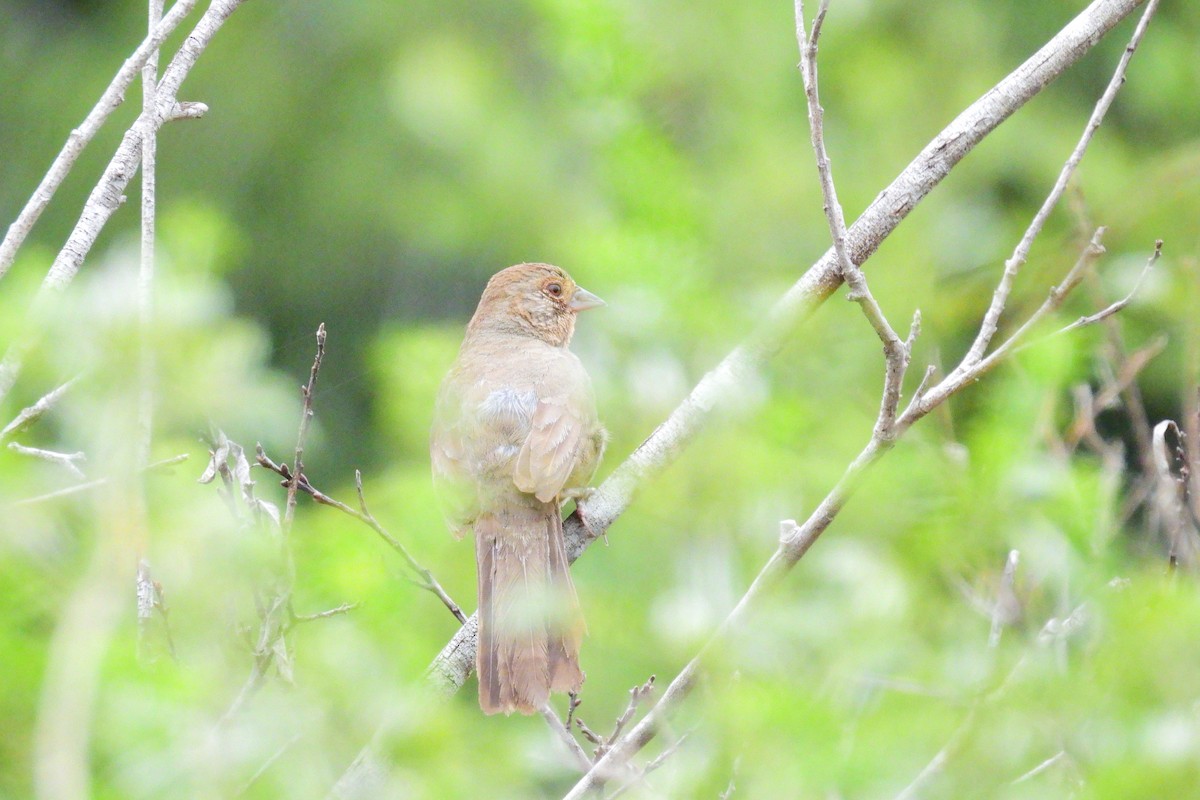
[569, 286, 606, 312]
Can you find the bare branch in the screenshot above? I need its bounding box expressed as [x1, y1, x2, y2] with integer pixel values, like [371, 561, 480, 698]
[292, 603, 360, 624]
[138, 0, 163, 469]
[796, 0, 911, 439]
[0, 0, 251, 405]
[10, 453, 187, 508]
[0, 0, 200, 278]
[411, 6, 1158, 731]
[964, 0, 1161, 364]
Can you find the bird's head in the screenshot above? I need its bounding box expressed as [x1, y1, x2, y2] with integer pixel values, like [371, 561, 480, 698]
[468, 263, 605, 347]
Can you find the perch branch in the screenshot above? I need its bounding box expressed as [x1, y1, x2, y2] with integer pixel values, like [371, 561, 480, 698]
[562, 2, 1159, 792]
[333, 1, 1153, 795]
[417, 0, 1152, 711]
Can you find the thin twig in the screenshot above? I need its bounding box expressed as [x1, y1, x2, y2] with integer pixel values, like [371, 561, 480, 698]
[10, 453, 188, 507]
[540, 705, 593, 773]
[796, 0, 912, 439]
[1153, 420, 1197, 566]
[964, 0, 1161, 364]
[893, 705, 978, 800]
[255, 450, 468, 625]
[284, 323, 326, 532]
[608, 676, 656, 752]
[135, 0, 165, 666]
[0, 376, 78, 443]
[236, 732, 304, 797]
[1057, 239, 1160, 335]
[292, 603, 360, 624]
[223, 325, 326, 719]
[1090, 280, 1157, 476]
[219, 593, 288, 726]
[988, 550, 1020, 650]
[903, 227, 1107, 424]
[1063, 334, 1167, 450]
[7, 442, 87, 479]
[604, 728, 695, 800]
[566, 691, 582, 729]
[897, 599, 1090, 800]
[1011, 750, 1069, 785]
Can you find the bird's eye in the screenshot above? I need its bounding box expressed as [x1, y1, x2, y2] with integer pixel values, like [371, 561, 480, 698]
[546, 282, 563, 297]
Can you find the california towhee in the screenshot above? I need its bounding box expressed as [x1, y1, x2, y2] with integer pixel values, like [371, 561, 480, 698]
[431, 263, 607, 715]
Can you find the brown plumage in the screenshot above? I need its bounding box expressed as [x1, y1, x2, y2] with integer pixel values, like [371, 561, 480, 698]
[431, 263, 607, 715]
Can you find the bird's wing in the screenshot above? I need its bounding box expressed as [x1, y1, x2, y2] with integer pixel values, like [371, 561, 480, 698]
[513, 393, 584, 503]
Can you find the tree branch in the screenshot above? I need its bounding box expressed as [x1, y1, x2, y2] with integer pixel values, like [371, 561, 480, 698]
[0, 0, 248, 405]
[284, 323, 326, 533]
[135, 0, 166, 666]
[332, 1, 1154, 794]
[797, 0, 912, 439]
[0, 0, 200, 279]
[417, 0, 1151, 711]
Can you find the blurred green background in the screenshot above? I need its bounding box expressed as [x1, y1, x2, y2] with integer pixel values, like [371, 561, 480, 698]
[1, 0, 1199, 797]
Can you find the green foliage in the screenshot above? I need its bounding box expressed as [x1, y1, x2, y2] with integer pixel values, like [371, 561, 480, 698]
[1, 0, 1198, 797]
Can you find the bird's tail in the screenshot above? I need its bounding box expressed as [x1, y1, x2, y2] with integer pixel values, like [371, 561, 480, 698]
[474, 502, 584, 715]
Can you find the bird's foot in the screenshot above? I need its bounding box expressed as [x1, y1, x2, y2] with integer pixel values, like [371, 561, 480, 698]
[561, 486, 597, 504]
[566, 489, 607, 546]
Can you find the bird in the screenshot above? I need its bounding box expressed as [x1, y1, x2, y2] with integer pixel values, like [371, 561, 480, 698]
[431, 263, 607, 715]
